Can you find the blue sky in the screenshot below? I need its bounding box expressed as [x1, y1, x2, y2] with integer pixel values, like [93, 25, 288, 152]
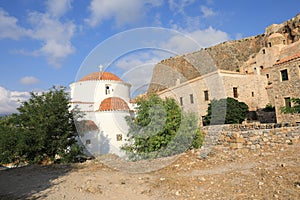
[0, 0, 299, 114]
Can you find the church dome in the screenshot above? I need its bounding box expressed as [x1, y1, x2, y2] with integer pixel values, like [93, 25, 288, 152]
[98, 97, 130, 111]
[79, 71, 122, 82]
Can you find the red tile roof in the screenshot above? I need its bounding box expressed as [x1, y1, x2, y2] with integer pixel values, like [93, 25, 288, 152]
[98, 97, 130, 111]
[76, 120, 99, 133]
[275, 51, 300, 65]
[79, 72, 122, 82]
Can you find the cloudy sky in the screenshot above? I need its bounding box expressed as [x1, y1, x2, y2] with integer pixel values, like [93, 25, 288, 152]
[0, 0, 299, 114]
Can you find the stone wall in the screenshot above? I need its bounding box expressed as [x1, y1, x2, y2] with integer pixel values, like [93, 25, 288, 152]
[266, 55, 300, 124]
[202, 124, 300, 150]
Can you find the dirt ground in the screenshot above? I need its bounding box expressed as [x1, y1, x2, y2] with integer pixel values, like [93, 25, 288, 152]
[0, 144, 299, 200]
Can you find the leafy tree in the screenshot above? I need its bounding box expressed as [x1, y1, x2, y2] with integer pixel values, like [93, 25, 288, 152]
[0, 86, 82, 165]
[262, 103, 275, 112]
[280, 98, 300, 114]
[203, 97, 249, 125]
[121, 94, 204, 160]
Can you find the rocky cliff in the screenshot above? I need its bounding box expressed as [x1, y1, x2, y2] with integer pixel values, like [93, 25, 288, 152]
[147, 13, 300, 94]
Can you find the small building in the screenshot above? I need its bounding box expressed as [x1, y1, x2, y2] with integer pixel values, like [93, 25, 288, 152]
[157, 70, 269, 125]
[69, 67, 134, 157]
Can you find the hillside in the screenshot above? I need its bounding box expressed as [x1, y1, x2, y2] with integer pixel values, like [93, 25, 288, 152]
[147, 13, 300, 94]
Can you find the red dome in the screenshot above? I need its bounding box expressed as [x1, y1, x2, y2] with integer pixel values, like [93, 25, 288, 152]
[79, 72, 122, 82]
[98, 97, 130, 111]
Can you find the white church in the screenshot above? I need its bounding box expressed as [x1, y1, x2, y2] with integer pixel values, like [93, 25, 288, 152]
[69, 66, 135, 157]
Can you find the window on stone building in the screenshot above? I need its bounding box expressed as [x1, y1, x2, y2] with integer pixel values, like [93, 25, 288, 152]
[260, 66, 264, 70]
[280, 69, 289, 81]
[268, 42, 272, 47]
[190, 94, 194, 104]
[283, 40, 286, 45]
[262, 49, 266, 54]
[204, 90, 209, 101]
[86, 139, 91, 145]
[180, 97, 183, 106]
[116, 134, 123, 141]
[284, 97, 291, 108]
[233, 87, 238, 98]
[266, 74, 269, 79]
[252, 92, 254, 97]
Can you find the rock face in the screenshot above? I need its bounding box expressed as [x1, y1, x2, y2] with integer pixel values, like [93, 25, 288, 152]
[147, 13, 300, 94]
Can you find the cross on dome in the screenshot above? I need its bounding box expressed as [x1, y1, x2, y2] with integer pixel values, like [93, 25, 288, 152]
[98, 64, 103, 72]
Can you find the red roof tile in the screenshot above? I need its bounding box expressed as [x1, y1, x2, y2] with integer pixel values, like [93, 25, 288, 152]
[275, 51, 300, 65]
[79, 72, 122, 82]
[98, 97, 130, 111]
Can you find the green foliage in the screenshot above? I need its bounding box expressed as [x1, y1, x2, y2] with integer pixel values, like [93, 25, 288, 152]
[262, 103, 275, 112]
[121, 94, 204, 161]
[203, 97, 249, 125]
[0, 86, 82, 165]
[280, 98, 300, 114]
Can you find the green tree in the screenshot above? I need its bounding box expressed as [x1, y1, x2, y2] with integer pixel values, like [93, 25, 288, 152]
[203, 97, 249, 125]
[280, 98, 300, 114]
[0, 86, 82, 165]
[121, 94, 203, 160]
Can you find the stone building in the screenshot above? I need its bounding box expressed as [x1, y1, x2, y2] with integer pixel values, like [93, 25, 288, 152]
[150, 15, 300, 125]
[265, 51, 300, 124]
[157, 70, 269, 125]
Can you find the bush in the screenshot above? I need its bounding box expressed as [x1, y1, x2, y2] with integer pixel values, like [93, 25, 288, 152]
[121, 94, 204, 161]
[280, 98, 300, 114]
[203, 97, 249, 125]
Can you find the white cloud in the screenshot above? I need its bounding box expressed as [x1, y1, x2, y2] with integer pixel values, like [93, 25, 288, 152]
[161, 27, 229, 54]
[0, 1, 75, 67]
[27, 1, 75, 67]
[0, 87, 30, 114]
[85, 0, 163, 27]
[200, 6, 216, 18]
[20, 76, 40, 85]
[114, 51, 166, 97]
[46, 0, 73, 17]
[168, 0, 195, 14]
[0, 8, 31, 40]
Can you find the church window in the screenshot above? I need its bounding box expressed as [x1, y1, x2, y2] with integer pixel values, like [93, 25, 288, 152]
[204, 90, 209, 101]
[116, 134, 123, 141]
[233, 87, 238, 98]
[190, 94, 194, 104]
[105, 84, 111, 94]
[280, 69, 289, 81]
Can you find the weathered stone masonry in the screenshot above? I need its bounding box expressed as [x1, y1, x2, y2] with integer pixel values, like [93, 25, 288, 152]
[202, 124, 300, 150]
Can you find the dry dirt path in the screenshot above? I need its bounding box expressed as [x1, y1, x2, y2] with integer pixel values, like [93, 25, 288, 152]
[1, 144, 299, 200]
